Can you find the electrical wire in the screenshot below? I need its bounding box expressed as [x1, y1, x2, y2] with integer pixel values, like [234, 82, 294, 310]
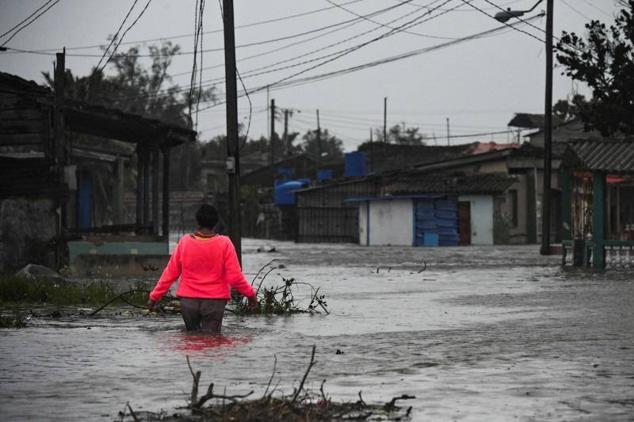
[0, 0, 61, 47]
[197, 13, 543, 112]
[96, 0, 140, 71]
[457, 0, 545, 44]
[98, 0, 154, 72]
[0, 0, 54, 39]
[75, 0, 451, 104]
[560, 0, 592, 21]
[23, 0, 369, 53]
[327, 0, 458, 40]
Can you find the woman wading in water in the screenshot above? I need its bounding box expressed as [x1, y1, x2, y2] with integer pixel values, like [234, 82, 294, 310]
[148, 204, 257, 332]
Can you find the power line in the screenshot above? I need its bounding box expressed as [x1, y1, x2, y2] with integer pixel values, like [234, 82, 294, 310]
[98, 0, 154, 72]
[0, 0, 54, 39]
[198, 13, 543, 112]
[457, 0, 545, 44]
[96, 0, 140, 71]
[0, 0, 61, 47]
[326, 0, 458, 40]
[560, 0, 592, 21]
[86, 0, 453, 102]
[4, 0, 367, 53]
[170, 0, 447, 79]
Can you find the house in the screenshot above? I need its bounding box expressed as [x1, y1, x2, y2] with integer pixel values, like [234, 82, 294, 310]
[560, 139, 634, 270]
[348, 173, 516, 246]
[0, 68, 196, 275]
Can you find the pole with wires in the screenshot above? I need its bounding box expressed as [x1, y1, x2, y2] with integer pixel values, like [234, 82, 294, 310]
[383, 97, 387, 142]
[222, 0, 242, 261]
[540, 0, 553, 256]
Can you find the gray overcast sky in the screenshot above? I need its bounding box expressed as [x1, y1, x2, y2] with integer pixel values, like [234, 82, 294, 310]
[0, 0, 623, 151]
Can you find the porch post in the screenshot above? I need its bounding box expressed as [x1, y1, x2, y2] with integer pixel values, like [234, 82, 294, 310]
[135, 144, 144, 231]
[592, 171, 606, 270]
[142, 145, 151, 230]
[152, 147, 160, 236]
[560, 169, 572, 241]
[162, 148, 170, 238]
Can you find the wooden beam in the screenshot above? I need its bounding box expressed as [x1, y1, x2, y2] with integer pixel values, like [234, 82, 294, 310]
[136, 144, 144, 231]
[142, 145, 151, 230]
[162, 148, 170, 238]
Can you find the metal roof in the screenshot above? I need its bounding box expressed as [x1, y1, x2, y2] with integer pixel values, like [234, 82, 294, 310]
[571, 140, 634, 173]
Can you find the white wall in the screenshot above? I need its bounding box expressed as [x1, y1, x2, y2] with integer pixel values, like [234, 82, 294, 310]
[459, 195, 494, 245]
[359, 202, 369, 246]
[367, 199, 413, 246]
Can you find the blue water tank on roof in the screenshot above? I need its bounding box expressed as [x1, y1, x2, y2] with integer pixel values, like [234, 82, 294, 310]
[344, 152, 367, 177]
[274, 179, 309, 205]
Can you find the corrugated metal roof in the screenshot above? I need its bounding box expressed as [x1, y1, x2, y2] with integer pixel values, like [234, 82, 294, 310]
[571, 140, 634, 172]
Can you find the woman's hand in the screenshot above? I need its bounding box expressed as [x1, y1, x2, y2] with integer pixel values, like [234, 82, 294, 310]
[147, 299, 158, 312]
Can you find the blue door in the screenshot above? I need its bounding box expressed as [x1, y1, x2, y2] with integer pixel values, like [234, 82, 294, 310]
[78, 172, 92, 230]
[414, 196, 459, 246]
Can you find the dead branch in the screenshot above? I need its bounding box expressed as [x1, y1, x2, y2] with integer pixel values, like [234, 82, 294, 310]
[250, 259, 279, 286]
[186, 356, 201, 406]
[384, 394, 416, 410]
[292, 345, 317, 404]
[89, 289, 149, 316]
[357, 391, 366, 406]
[319, 379, 328, 403]
[126, 402, 140, 422]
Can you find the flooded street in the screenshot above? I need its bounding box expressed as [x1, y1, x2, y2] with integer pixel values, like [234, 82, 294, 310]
[1, 240, 633, 421]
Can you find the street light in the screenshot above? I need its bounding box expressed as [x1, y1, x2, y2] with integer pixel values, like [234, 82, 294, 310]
[494, 0, 543, 22]
[495, 0, 553, 256]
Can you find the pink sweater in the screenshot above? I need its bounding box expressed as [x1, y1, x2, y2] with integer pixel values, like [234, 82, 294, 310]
[149, 234, 255, 302]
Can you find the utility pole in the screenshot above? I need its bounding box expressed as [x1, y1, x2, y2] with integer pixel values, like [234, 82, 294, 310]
[270, 98, 276, 167]
[54, 49, 67, 269]
[222, 0, 242, 260]
[316, 109, 322, 165]
[266, 85, 270, 137]
[283, 109, 289, 156]
[383, 97, 387, 142]
[540, 0, 554, 256]
[446, 117, 451, 146]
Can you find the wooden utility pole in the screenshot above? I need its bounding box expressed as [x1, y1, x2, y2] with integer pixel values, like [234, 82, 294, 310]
[316, 109, 321, 165]
[54, 49, 67, 269]
[540, 0, 554, 256]
[446, 117, 451, 146]
[270, 98, 276, 167]
[383, 97, 387, 142]
[222, 0, 242, 260]
[283, 109, 289, 156]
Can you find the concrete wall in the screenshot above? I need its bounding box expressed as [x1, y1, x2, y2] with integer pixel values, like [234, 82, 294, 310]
[0, 198, 57, 272]
[459, 195, 494, 245]
[367, 199, 413, 246]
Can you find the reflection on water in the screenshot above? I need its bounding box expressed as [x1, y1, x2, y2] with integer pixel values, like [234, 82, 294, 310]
[166, 332, 252, 354]
[1, 241, 633, 421]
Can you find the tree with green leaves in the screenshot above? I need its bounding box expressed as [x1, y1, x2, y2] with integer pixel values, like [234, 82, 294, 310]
[373, 124, 426, 145]
[556, 1, 634, 136]
[300, 129, 344, 161]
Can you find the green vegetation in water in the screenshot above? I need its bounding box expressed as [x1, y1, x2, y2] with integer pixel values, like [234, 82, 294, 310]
[232, 275, 329, 316]
[0, 309, 28, 328]
[0, 276, 148, 307]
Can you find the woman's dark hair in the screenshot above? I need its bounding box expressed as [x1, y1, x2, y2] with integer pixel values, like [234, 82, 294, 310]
[195, 204, 219, 229]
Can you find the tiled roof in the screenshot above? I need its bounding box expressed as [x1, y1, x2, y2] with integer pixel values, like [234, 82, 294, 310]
[571, 140, 634, 172]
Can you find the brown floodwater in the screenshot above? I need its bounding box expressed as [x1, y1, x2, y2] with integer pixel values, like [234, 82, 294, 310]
[1, 239, 633, 421]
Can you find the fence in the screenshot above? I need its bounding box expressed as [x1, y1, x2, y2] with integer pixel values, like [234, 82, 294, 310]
[562, 239, 634, 270]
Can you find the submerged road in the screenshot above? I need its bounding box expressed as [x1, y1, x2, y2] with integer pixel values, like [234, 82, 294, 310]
[1, 240, 633, 421]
